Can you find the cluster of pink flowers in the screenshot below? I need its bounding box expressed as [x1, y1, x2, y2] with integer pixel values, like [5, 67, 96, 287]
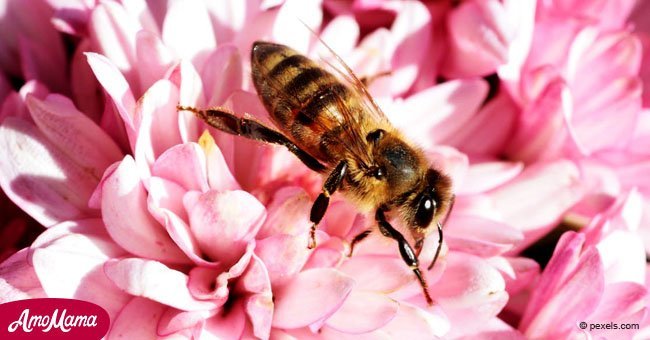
[0, 0, 648, 338]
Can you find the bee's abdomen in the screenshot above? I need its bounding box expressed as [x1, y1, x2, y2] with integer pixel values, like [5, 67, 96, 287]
[251, 41, 355, 161]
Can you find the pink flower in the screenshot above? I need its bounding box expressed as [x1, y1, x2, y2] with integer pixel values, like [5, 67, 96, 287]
[0, 0, 648, 339]
[519, 191, 647, 339]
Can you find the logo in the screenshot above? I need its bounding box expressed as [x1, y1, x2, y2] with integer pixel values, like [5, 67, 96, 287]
[0, 298, 109, 339]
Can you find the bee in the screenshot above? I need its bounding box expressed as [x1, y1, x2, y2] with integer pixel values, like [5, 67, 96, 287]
[178, 41, 454, 305]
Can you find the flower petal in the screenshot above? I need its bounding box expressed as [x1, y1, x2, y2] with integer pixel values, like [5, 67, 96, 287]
[27, 94, 122, 176]
[201, 45, 243, 106]
[258, 186, 311, 238]
[151, 143, 209, 192]
[101, 155, 190, 263]
[458, 161, 523, 195]
[104, 258, 220, 311]
[86, 52, 137, 143]
[88, 1, 141, 91]
[522, 247, 604, 339]
[325, 291, 398, 334]
[108, 297, 165, 340]
[256, 234, 310, 286]
[445, 215, 523, 257]
[431, 252, 508, 337]
[272, 0, 322, 53]
[392, 79, 488, 146]
[0, 118, 98, 226]
[489, 160, 584, 249]
[134, 80, 183, 165]
[162, 0, 216, 69]
[0, 248, 45, 302]
[186, 190, 265, 264]
[389, 0, 432, 94]
[272, 268, 355, 329]
[339, 255, 413, 294]
[379, 302, 450, 339]
[30, 219, 130, 320]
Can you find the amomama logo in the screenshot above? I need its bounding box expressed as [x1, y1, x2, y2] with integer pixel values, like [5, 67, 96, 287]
[0, 298, 109, 339]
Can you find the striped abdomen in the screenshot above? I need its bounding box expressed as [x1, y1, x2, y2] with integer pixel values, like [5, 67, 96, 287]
[250, 41, 363, 163]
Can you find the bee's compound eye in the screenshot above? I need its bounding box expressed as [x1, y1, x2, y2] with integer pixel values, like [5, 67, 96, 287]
[414, 195, 436, 227]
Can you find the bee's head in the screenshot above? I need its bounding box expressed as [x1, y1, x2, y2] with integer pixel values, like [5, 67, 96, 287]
[401, 169, 453, 233]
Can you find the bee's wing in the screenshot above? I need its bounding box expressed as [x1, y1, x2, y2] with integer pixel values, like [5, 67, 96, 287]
[312, 37, 392, 168]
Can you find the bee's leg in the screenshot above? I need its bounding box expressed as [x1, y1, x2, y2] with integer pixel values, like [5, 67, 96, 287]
[309, 160, 348, 249]
[376, 208, 433, 305]
[178, 105, 327, 173]
[348, 230, 372, 257]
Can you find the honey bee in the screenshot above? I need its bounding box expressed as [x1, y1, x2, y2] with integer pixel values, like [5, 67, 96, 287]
[178, 41, 454, 305]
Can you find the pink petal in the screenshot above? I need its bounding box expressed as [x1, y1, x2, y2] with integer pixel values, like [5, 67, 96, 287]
[135, 30, 175, 92]
[18, 34, 69, 94]
[256, 234, 310, 286]
[186, 190, 265, 264]
[320, 200, 360, 239]
[101, 156, 190, 263]
[446, 89, 519, 157]
[201, 45, 243, 105]
[70, 40, 103, 122]
[522, 248, 604, 339]
[187, 243, 255, 302]
[0, 81, 49, 123]
[202, 302, 246, 339]
[389, 0, 432, 94]
[272, 268, 355, 329]
[489, 160, 584, 247]
[0, 248, 45, 302]
[595, 230, 645, 284]
[588, 282, 647, 323]
[392, 79, 488, 146]
[158, 209, 216, 267]
[487, 257, 540, 296]
[88, 1, 141, 92]
[339, 255, 412, 294]
[86, 52, 137, 144]
[199, 132, 240, 192]
[445, 215, 523, 257]
[499, 5, 559, 101]
[519, 231, 585, 328]
[162, 0, 216, 69]
[240, 255, 273, 339]
[30, 219, 130, 320]
[454, 317, 526, 340]
[325, 291, 398, 334]
[444, 0, 513, 77]
[458, 161, 523, 195]
[272, 0, 323, 53]
[104, 258, 220, 311]
[151, 143, 209, 192]
[512, 69, 586, 161]
[158, 308, 216, 336]
[430, 252, 508, 337]
[378, 302, 450, 339]
[133, 80, 183, 163]
[0, 118, 98, 226]
[27, 94, 122, 175]
[146, 176, 188, 223]
[314, 15, 359, 58]
[108, 297, 165, 340]
[258, 186, 311, 238]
